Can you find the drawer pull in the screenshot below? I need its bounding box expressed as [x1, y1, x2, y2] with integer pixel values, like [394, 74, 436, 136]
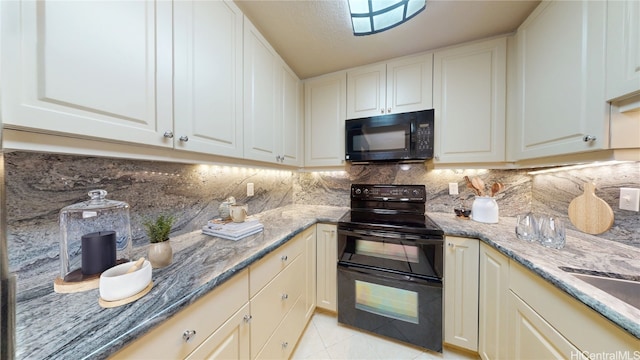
[282, 341, 289, 349]
[243, 314, 252, 323]
[182, 329, 197, 343]
[281, 293, 289, 300]
[281, 255, 288, 262]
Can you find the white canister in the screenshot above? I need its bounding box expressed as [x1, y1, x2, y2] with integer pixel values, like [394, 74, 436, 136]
[471, 196, 499, 224]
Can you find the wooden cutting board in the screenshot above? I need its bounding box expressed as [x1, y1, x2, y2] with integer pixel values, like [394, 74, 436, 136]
[568, 182, 614, 234]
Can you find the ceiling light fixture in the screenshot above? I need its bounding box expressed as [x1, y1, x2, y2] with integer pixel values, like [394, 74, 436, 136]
[348, 0, 426, 36]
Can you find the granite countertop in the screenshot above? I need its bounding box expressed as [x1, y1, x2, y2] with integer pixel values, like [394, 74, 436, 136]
[429, 212, 640, 340]
[15, 205, 640, 359]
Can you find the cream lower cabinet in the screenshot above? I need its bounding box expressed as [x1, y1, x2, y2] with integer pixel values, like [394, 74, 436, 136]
[316, 223, 337, 312]
[478, 243, 509, 360]
[443, 236, 479, 352]
[509, 262, 640, 358]
[249, 225, 316, 359]
[185, 303, 251, 360]
[111, 269, 250, 359]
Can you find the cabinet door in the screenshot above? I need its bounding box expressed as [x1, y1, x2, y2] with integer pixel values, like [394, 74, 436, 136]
[478, 243, 509, 360]
[1, 0, 173, 147]
[279, 62, 303, 166]
[434, 38, 506, 163]
[443, 236, 479, 352]
[185, 303, 251, 360]
[244, 17, 281, 164]
[513, 0, 607, 160]
[316, 224, 337, 312]
[173, 0, 243, 157]
[508, 292, 584, 359]
[304, 72, 347, 167]
[386, 54, 433, 115]
[606, 0, 640, 101]
[302, 226, 317, 321]
[346, 63, 386, 119]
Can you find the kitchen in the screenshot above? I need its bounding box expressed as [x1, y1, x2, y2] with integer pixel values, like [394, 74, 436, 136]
[1, 0, 640, 359]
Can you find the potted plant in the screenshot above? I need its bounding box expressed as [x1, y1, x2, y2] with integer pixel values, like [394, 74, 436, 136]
[143, 215, 175, 268]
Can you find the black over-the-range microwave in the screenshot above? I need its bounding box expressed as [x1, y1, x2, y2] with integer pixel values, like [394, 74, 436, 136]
[345, 109, 435, 162]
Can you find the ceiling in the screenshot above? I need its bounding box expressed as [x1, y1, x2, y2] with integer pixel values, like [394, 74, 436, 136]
[234, 0, 540, 79]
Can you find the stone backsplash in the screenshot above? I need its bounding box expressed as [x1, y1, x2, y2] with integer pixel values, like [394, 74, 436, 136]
[6, 152, 639, 277]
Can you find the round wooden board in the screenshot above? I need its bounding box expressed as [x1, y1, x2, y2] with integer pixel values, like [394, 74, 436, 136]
[568, 183, 614, 235]
[99, 282, 154, 308]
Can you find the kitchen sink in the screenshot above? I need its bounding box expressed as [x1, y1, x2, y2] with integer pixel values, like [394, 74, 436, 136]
[560, 267, 640, 310]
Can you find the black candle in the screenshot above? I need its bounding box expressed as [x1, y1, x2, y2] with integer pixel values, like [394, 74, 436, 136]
[81, 231, 116, 275]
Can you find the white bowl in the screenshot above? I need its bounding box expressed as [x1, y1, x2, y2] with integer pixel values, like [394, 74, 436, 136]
[99, 260, 152, 302]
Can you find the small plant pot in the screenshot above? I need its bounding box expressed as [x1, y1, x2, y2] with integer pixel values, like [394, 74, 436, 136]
[148, 241, 173, 268]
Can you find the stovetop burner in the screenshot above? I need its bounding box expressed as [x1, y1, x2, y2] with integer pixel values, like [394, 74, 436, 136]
[339, 184, 444, 238]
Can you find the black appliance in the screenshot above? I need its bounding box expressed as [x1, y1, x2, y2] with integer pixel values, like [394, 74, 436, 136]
[337, 184, 444, 352]
[345, 109, 434, 162]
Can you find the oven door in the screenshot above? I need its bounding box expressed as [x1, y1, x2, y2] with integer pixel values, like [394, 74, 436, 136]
[337, 264, 443, 352]
[338, 227, 444, 281]
[345, 114, 412, 162]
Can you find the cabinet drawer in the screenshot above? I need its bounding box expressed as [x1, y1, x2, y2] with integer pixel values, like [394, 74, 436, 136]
[249, 234, 304, 297]
[251, 254, 305, 356]
[254, 293, 306, 360]
[111, 269, 249, 359]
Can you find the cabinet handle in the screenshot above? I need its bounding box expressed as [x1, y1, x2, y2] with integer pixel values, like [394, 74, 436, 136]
[163, 131, 174, 138]
[182, 329, 197, 343]
[281, 293, 289, 300]
[380, 109, 385, 114]
[582, 135, 596, 142]
[281, 255, 288, 262]
[434, 155, 440, 161]
[282, 341, 289, 349]
[447, 242, 455, 248]
[179, 135, 189, 142]
[387, 108, 391, 113]
[243, 314, 252, 323]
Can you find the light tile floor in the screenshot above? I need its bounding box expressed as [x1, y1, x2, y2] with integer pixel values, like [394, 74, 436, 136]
[292, 311, 479, 360]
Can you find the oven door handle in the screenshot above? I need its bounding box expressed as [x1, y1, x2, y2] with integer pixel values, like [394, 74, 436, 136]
[339, 228, 442, 245]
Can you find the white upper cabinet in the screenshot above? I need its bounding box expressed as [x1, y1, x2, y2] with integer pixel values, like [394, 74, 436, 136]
[606, 0, 640, 101]
[433, 37, 507, 164]
[1, 0, 173, 147]
[346, 54, 433, 119]
[173, 0, 244, 158]
[304, 72, 347, 167]
[244, 18, 302, 166]
[511, 0, 608, 161]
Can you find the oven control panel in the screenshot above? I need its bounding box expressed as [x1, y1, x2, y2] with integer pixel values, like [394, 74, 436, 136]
[351, 184, 425, 202]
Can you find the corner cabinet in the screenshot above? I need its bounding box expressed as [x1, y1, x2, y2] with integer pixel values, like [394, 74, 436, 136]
[304, 72, 347, 167]
[511, 0, 608, 160]
[173, 0, 244, 157]
[433, 37, 507, 164]
[243, 18, 302, 166]
[606, 0, 640, 101]
[443, 236, 479, 352]
[1, 0, 173, 147]
[346, 54, 433, 119]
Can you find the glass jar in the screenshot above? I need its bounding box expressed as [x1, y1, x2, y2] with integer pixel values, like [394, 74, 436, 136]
[58, 190, 132, 283]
